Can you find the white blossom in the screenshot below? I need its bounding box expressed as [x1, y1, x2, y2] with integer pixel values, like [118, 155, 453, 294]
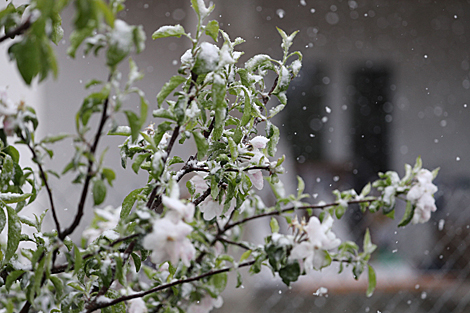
[406, 169, 438, 224]
[143, 217, 195, 266]
[162, 179, 194, 223]
[187, 295, 223, 313]
[238, 136, 270, 190]
[128, 297, 148, 313]
[82, 206, 121, 244]
[289, 215, 340, 272]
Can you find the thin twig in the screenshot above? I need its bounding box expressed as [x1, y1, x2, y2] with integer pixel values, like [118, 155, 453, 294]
[60, 96, 110, 240]
[85, 259, 256, 312]
[218, 237, 251, 250]
[146, 73, 199, 210]
[224, 198, 376, 232]
[193, 187, 211, 206]
[20, 133, 61, 238]
[0, 18, 31, 43]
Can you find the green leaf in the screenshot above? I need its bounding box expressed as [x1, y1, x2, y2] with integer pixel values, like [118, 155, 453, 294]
[296, 176, 305, 199]
[205, 20, 219, 42]
[106, 20, 134, 67]
[361, 182, 371, 197]
[0, 193, 32, 204]
[152, 24, 186, 39]
[363, 228, 377, 255]
[413, 156, 422, 172]
[67, 282, 85, 292]
[124, 110, 141, 143]
[50, 275, 64, 301]
[4, 205, 21, 263]
[269, 217, 279, 233]
[210, 272, 228, 293]
[107, 126, 131, 136]
[398, 200, 415, 227]
[95, 0, 115, 26]
[40, 133, 70, 144]
[73, 245, 82, 276]
[240, 91, 252, 126]
[266, 124, 279, 157]
[239, 250, 252, 263]
[168, 156, 184, 166]
[366, 265, 376, 297]
[5, 270, 25, 292]
[156, 75, 187, 106]
[152, 108, 177, 121]
[132, 153, 150, 174]
[279, 262, 300, 286]
[191, 0, 213, 20]
[50, 12, 64, 45]
[0, 206, 5, 234]
[32, 254, 46, 301]
[131, 252, 142, 272]
[193, 131, 209, 160]
[67, 26, 94, 58]
[245, 54, 271, 72]
[236, 271, 243, 288]
[121, 188, 143, 219]
[4, 145, 20, 164]
[212, 73, 226, 140]
[277, 27, 298, 52]
[102, 168, 116, 186]
[92, 179, 107, 206]
[8, 37, 41, 85]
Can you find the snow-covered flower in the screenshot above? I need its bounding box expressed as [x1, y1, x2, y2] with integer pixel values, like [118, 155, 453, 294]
[406, 169, 438, 224]
[143, 217, 195, 266]
[289, 215, 341, 272]
[0, 87, 18, 136]
[163, 178, 195, 223]
[187, 295, 223, 313]
[240, 136, 270, 190]
[128, 297, 148, 313]
[185, 101, 201, 119]
[82, 206, 121, 244]
[162, 195, 195, 223]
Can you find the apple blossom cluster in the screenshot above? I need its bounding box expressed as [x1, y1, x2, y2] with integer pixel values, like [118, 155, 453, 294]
[142, 182, 196, 266]
[407, 169, 438, 224]
[289, 215, 341, 273]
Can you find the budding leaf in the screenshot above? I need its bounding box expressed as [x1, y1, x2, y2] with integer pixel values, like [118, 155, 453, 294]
[366, 265, 377, 297]
[156, 75, 187, 106]
[121, 188, 143, 219]
[5, 205, 21, 264]
[193, 131, 209, 160]
[92, 179, 107, 206]
[398, 200, 415, 227]
[152, 25, 185, 39]
[270, 217, 280, 233]
[205, 20, 219, 42]
[239, 250, 252, 263]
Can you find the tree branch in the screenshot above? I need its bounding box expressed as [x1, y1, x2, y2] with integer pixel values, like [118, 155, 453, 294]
[20, 133, 61, 238]
[218, 237, 251, 250]
[85, 259, 256, 312]
[60, 96, 110, 240]
[0, 18, 31, 43]
[223, 198, 376, 232]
